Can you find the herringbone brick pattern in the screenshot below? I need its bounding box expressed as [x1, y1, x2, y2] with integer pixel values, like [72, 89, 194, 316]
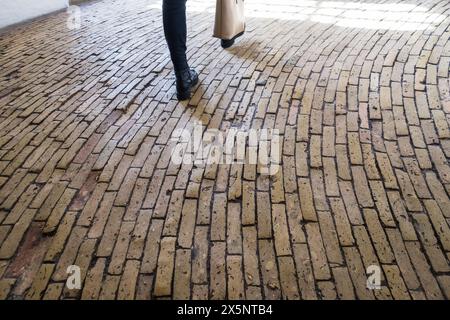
[0, 0, 449, 299]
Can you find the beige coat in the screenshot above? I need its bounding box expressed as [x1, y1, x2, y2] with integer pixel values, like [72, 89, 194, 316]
[213, 0, 245, 40]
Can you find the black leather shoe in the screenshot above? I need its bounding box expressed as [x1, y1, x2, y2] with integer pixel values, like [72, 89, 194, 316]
[220, 31, 244, 49]
[221, 39, 235, 49]
[176, 69, 199, 101]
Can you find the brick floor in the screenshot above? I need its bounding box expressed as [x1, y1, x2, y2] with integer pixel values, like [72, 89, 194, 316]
[0, 0, 449, 300]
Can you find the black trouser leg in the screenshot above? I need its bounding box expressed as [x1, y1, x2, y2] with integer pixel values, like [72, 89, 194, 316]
[162, 0, 189, 73]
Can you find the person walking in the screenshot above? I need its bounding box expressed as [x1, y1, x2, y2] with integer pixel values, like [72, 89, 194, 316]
[214, 0, 245, 48]
[162, 0, 198, 101]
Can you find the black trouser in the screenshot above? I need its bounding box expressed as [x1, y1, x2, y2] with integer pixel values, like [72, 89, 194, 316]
[163, 0, 189, 73]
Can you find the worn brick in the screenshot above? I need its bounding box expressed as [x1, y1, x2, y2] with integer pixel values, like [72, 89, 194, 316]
[154, 237, 176, 297]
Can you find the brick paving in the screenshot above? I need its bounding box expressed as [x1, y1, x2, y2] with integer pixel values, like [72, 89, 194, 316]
[0, 0, 449, 300]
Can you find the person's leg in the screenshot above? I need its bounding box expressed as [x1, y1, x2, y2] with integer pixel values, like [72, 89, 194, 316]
[162, 0, 198, 100]
[162, 0, 189, 73]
